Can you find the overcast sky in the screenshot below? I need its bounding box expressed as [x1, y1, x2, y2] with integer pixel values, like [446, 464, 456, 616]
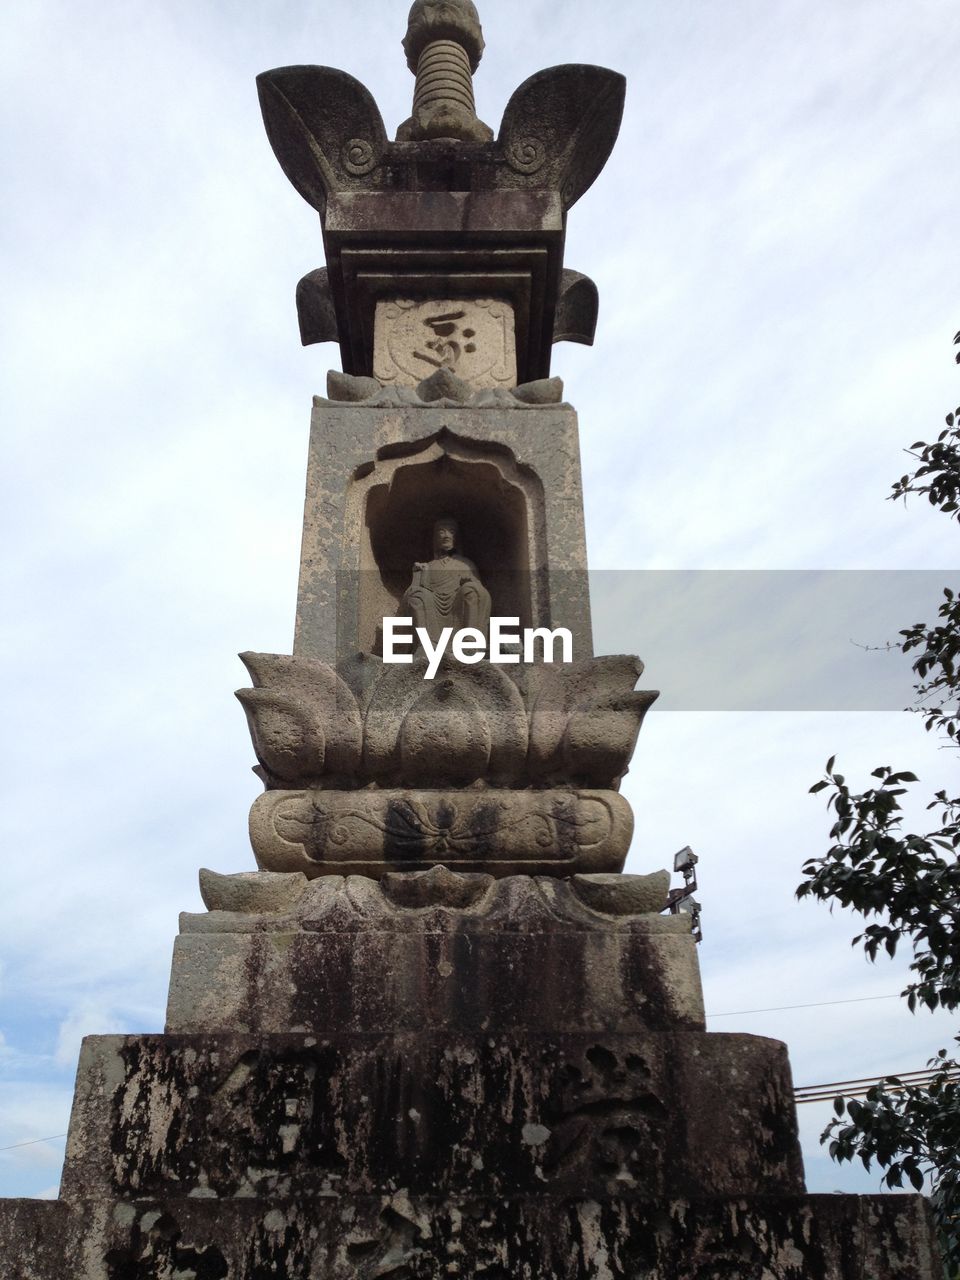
[2, 0, 959, 1200]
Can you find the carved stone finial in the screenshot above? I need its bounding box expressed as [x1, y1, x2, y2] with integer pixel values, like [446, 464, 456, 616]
[257, 10, 627, 377]
[397, 0, 493, 142]
[402, 0, 485, 72]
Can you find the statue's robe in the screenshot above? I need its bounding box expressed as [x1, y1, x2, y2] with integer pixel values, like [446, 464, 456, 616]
[401, 553, 492, 646]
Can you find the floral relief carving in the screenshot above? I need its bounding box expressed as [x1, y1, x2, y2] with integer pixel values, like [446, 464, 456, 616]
[249, 787, 631, 878]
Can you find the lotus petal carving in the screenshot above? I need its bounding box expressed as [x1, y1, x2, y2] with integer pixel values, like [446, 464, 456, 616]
[235, 687, 327, 784]
[380, 865, 494, 910]
[362, 657, 527, 787]
[199, 868, 309, 915]
[336, 650, 384, 717]
[237, 652, 362, 787]
[528, 656, 653, 785]
[562, 690, 659, 789]
[570, 871, 671, 916]
[399, 680, 492, 786]
[237, 651, 656, 791]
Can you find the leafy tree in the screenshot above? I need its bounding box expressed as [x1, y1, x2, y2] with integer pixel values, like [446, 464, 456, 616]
[798, 332, 960, 1276]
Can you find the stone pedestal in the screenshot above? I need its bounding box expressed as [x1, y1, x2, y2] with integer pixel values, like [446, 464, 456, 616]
[0, 1192, 942, 1279]
[0, 869, 943, 1278]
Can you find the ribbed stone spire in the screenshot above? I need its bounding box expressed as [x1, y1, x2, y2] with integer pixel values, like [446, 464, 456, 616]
[396, 0, 493, 142]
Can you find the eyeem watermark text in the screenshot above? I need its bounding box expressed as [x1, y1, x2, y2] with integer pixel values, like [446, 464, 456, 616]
[383, 616, 573, 680]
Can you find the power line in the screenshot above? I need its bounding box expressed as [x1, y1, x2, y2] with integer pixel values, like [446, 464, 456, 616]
[707, 993, 899, 1018]
[796, 1068, 959, 1105]
[0, 1134, 67, 1154]
[800, 1068, 950, 1092]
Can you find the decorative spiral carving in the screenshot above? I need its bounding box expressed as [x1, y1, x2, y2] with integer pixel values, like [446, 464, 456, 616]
[506, 136, 546, 175]
[342, 137, 377, 176]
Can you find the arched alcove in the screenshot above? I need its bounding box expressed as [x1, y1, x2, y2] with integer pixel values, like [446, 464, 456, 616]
[342, 432, 548, 655]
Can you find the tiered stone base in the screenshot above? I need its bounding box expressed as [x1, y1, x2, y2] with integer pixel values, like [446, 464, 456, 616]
[0, 1192, 940, 1277]
[0, 871, 942, 1277]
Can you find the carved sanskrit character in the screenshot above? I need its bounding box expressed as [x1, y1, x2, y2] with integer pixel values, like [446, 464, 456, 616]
[413, 309, 478, 372]
[401, 517, 491, 646]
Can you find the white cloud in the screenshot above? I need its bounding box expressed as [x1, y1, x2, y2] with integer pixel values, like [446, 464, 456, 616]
[54, 1001, 125, 1070]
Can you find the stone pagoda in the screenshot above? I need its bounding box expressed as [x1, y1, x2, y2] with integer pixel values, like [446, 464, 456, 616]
[0, 3, 943, 1275]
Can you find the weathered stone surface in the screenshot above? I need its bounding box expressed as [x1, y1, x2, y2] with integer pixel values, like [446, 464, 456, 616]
[402, 0, 486, 75]
[198, 868, 309, 914]
[179, 868, 687, 933]
[0, 1193, 940, 1278]
[257, 26, 625, 378]
[572, 870, 671, 915]
[374, 298, 516, 388]
[380, 863, 493, 909]
[526, 655, 655, 787]
[166, 924, 703, 1034]
[257, 60, 625, 215]
[397, 1, 492, 143]
[319, 368, 567, 406]
[555, 269, 599, 345]
[293, 402, 594, 663]
[238, 651, 656, 795]
[167, 888, 704, 1036]
[166, 924, 700, 1033]
[0, 1200, 76, 1279]
[323, 188, 565, 383]
[248, 787, 633, 878]
[61, 1032, 802, 1203]
[295, 265, 339, 345]
[3, 10, 947, 1280]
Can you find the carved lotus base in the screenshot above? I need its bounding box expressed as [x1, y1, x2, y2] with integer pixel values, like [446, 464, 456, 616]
[249, 787, 632, 878]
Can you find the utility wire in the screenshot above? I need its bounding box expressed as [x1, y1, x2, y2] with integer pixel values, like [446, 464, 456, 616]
[0, 1133, 67, 1154]
[707, 993, 899, 1018]
[799, 1068, 950, 1092]
[796, 1067, 958, 1105]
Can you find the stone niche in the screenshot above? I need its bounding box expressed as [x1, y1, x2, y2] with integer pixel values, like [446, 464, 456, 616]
[351, 434, 544, 657]
[294, 402, 593, 665]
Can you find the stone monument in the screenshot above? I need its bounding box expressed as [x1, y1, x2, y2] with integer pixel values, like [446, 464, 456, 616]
[0, 3, 943, 1275]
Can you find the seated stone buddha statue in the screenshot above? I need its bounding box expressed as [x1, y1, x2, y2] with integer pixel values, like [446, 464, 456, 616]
[400, 516, 492, 646]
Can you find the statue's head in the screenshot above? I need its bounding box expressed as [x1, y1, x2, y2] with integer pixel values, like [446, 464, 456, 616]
[433, 517, 459, 555]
